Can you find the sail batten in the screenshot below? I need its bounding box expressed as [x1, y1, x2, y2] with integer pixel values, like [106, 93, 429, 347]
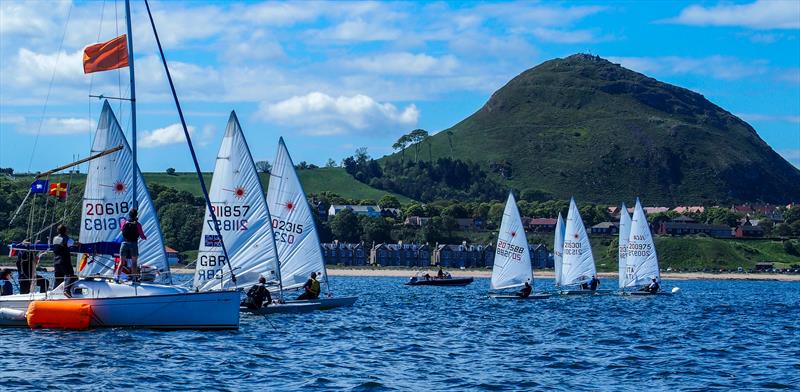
[267, 138, 327, 291]
[490, 193, 532, 291]
[618, 203, 631, 289]
[79, 101, 169, 282]
[624, 199, 660, 288]
[193, 112, 278, 291]
[561, 198, 596, 287]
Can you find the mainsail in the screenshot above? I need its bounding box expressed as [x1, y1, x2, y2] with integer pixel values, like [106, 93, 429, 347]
[553, 212, 565, 287]
[490, 192, 532, 290]
[79, 101, 169, 282]
[193, 112, 279, 291]
[624, 199, 660, 288]
[267, 138, 328, 291]
[617, 203, 631, 289]
[561, 197, 596, 287]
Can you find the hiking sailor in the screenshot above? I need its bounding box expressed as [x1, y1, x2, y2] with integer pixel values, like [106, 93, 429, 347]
[241, 276, 272, 309]
[118, 209, 146, 282]
[297, 272, 321, 300]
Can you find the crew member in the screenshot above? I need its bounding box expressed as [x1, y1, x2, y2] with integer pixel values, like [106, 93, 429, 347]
[52, 225, 77, 293]
[119, 209, 147, 282]
[517, 280, 532, 298]
[297, 272, 321, 300]
[0, 269, 13, 296]
[241, 276, 272, 309]
[589, 275, 600, 291]
[646, 278, 660, 294]
[437, 266, 445, 279]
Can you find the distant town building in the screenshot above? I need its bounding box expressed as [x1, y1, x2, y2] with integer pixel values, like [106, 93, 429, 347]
[433, 242, 494, 268]
[734, 217, 765, 238]
[322, 241, 368, 266]
[328, 204, 382, 218]
[370, 242, 430, 267]
[591, 222, 619, 235]
[404, 216, 431, 227]
[644, 207, 670, 215]
[671, 206, 705, 214]
[530, 243, 551, 269]
[658, 217, 732, 238]
[165, 246, 181, 266]
[527, 218, 558, 232]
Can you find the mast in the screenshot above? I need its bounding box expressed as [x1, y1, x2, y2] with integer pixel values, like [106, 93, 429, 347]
[124, 0, 138, 209]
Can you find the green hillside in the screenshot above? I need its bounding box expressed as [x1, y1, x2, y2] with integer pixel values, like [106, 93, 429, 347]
[382, 54, 800, 205]
[10, 168, 413, 204]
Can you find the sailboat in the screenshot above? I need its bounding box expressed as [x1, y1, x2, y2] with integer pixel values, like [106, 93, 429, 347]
[489, 193, 550, 300]
[617, 203, 631, 291]
[559, 198, 609, 295]
[0, 0, 240, 329]
[623, 199, 679, 296]
[248, 137, 357, 313]
[553, 212, 565, 288]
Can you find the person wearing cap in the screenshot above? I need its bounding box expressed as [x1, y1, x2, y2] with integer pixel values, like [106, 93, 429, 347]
[516, 280, 532, 298]
[0, 269, 13, 295]
[118, 208, 146, 282]
[241, 276, 271, 309]
[297, 272, 321, 300]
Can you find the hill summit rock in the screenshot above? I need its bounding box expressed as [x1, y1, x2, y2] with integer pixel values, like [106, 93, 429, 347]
[391, 53, 800, 204]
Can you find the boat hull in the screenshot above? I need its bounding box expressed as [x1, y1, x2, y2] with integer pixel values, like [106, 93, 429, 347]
[489, 293, 551, 300]
[405, 277, 474, 286]
[558, 289, 613, 296]
[624, 291, 673, 296]
[242, 296, 358, 315]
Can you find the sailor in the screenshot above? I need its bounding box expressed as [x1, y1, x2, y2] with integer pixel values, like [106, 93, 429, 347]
[15, 240, 33, 294]
[646, 278, 660, 294]
[589, 275, 600, 291]
[517, 280, 532, 298]
[52, 225, 77, 294]
[409, 276, 418, 283]
[0, 269, 13, 295]
[437, 266, 445, 279]
[241, 276, 272, 309]
[118, 209, 147, 282]
[297, 272, 321, 300]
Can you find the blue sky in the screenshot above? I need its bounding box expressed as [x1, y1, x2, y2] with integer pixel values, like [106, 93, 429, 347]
[1, 0, 798, 173]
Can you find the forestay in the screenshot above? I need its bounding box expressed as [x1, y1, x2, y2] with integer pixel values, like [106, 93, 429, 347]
[624, 199, 660, 288]
[79, 101, 169, 282]
[617, 203, 631, 289]
[561, 198, 596, 287]
[553, 212, 565, 287]
[194, 112, 279, 291]
[267, 138, 328, 291]
[491, 193, 532, 291]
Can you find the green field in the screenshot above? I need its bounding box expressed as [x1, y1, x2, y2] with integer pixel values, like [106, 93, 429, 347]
[11, 168, 414, 204]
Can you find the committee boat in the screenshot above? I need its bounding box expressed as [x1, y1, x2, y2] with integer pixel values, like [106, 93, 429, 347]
[1, 0, 239, 329]
[489, 193, 550, 300]
[622, 199, 680, 296]
[559, 198, 610, 295]
[405, 273, 474, 286]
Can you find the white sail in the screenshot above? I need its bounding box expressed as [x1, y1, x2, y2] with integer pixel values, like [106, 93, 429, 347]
[553, 212, 565, 287]
[491, 193, 532, 290]
[193, 112, 279, 291]
[79, 101, 169, 282]
[267, 138, 327, 291]
[561, 198, 596, 287]
[617, 203, 631, 289]
[625, 199, 660, 288]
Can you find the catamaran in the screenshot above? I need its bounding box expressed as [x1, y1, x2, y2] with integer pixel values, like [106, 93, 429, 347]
[617, 203, 631, 291]
[239, 137, 358, 314]
[559, 198, 609, 295]
[622, 199, 680, 296]
[489, 193, 550, 300]
[553, 212, 565, 288]
[0, 0, 239, 329]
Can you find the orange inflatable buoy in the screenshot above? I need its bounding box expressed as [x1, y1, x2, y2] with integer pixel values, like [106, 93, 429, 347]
[27, 301, 93, 330]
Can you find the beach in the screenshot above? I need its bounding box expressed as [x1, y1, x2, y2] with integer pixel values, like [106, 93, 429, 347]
[167, 267, 800, 281]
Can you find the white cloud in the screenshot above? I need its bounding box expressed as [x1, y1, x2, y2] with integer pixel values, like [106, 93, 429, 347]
[14, 117, 94, 135]
[737, 114, 800, 124]
[139, 123, 196, 148]
[530, 28, 598, 44]
[258, 92, 419, 136]
[313, 18, 402, 41]
[607, 55, 768, 80]
[668, 0, 800, 29]
[778, 149, 800, 168]
[346, 53, 459, 76]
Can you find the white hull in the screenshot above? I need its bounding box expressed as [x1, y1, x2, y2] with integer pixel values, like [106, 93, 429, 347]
[558, 289, 613, 296]
[0, 278, 240, 329]
[489, 293, 551, 300]
[242, 296, 358, 315]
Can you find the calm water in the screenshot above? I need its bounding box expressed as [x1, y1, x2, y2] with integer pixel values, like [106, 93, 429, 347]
[2, 276, 799, 391]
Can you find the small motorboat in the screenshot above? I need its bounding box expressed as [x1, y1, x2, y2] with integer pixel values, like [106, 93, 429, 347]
[405, 276, 474, 286]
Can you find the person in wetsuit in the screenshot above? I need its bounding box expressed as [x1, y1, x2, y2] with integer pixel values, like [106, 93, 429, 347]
[52, 225, 77, 294]
[589, 275, 600, 291]
[646, 278, 660, 294]
[241, 276, 272, 309]
[517, 280, 532, 298]
[297, 272, 321, 300]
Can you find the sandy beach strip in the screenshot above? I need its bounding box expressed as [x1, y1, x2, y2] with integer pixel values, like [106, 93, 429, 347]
[167, 267, 800, 281]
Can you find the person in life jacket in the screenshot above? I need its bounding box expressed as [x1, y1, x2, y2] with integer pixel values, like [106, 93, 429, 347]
[241, 276, 272, 309]
[118, 209, 146, 282]
[297, 272, 321, 300]
[517, 280, 532, 298]
[52, 225, 78, 295]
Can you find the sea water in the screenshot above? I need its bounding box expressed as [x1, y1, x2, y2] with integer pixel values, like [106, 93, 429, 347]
[1, 276, 798, 391]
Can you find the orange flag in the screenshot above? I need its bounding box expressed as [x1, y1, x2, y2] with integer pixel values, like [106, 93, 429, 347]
[83, 34, 129, 74]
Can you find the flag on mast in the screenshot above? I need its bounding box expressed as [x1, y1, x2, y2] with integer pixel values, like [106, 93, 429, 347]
[83, 34, 129, 74]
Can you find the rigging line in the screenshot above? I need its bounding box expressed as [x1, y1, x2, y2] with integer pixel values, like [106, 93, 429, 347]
[8, 189, 32, 226]
[89, 0, 108, 152]
[115, 0, 123, 118]
[27, 2, 73, 174]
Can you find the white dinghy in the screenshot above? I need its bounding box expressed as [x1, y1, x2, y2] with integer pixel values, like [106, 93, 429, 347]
[559, 198, 610, 295]
[623, 199, 680, 296]
[617, 203, 631, 291]
[553, 212, 565, 289]
[249, 137, 358, 314]
[489, 193, 550, 300]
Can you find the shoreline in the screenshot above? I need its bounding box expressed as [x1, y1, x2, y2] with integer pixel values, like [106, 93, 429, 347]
[168, 267, 800, 281]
